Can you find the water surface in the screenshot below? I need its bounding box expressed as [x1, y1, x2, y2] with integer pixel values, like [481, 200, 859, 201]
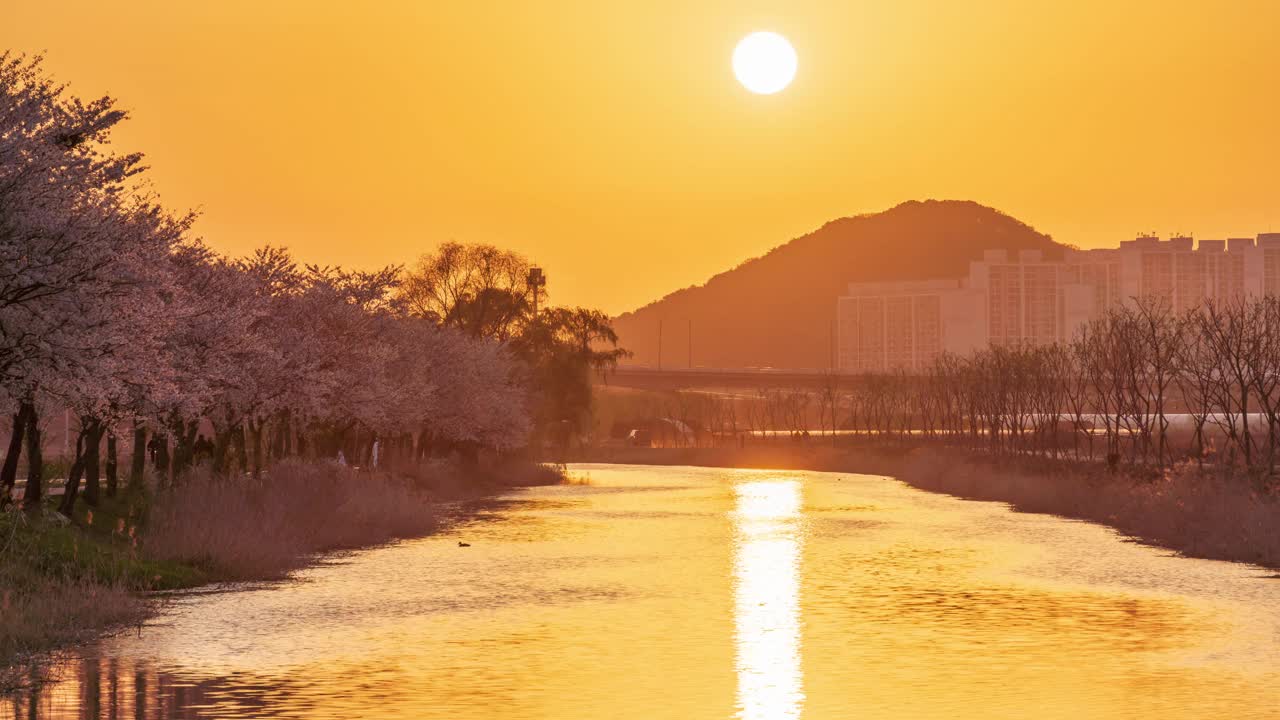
[7, 464, 1280, 718]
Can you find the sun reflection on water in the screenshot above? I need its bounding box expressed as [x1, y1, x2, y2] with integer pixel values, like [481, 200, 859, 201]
[11, 467, 1280, 720]
[732, 479, 805, 720]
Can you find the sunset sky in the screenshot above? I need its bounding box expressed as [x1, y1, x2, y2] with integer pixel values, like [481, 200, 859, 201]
[5, 1, 1278, 314]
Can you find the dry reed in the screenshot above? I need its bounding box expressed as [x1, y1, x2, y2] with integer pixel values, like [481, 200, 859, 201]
[143, 459, 441, 579]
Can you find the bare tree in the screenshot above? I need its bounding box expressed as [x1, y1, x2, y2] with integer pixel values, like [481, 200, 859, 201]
[400, 242, 533, 340]
[1130, 297, 1183, 466]
[1200, 299, 1259, 467]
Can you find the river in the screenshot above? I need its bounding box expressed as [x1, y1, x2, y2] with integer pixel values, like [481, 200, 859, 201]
[6, 463, 1280, 719]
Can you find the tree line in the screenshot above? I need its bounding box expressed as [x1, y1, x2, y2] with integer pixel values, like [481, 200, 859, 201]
[610, 294, 1280, 481]
[0, 53, 626, 515]
[876, 294, 1280, 473]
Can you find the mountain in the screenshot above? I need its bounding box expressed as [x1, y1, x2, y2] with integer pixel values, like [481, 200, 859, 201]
[612, 200, 1068, 369]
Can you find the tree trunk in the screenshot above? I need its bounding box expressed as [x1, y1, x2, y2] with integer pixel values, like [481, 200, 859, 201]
[212, 426, 233, 476]
[185, 422, 200, 471]
[249, 420, 264, 478]
[170, 420, 199, 477]
[418, 429, 433, 461]
[83, 418, 103, 507]
[21, 408, 42, 512]
[58, 431, 88, 517]
[281, 412, 293, 457]
[270, 414, 286, 461]
[105, 431, 119, 497]
[364, 432, 377, 469]
[129, 421, 146, 488]
[1240, 384, 1252, 467]
[235, 423, 248, 475]
[154, 433, 170, 474]
[266, 423, 278, 462]
[0, 401, 32, 502]
[170, 419, 190, 475]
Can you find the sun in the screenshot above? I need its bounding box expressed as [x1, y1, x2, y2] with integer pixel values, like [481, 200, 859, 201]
[733, 32, 797, 95]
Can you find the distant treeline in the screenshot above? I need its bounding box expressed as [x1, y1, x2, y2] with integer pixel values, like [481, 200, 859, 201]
[609, 295, 1280, 480]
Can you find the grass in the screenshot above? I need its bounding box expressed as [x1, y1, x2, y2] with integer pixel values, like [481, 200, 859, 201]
[0, 482, 201, 694]
[9, 485, 207, 589]
[0, 456, 564, 694]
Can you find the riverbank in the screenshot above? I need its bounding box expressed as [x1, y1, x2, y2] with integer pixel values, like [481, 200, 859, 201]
[0, 458, 563, 694]
[10, 462, 1280, 719]
[568, 444, 1280, 572]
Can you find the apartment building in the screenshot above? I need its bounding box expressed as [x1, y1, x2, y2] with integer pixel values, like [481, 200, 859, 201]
[837, 233, 1280, 372]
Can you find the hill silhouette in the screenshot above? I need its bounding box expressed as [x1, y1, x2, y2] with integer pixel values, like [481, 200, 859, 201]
[612, 200, 1067, 369]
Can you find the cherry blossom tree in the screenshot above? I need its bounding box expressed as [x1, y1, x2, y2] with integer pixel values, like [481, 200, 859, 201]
[0, 53, 190, 508]
[1, 52, 618, 521]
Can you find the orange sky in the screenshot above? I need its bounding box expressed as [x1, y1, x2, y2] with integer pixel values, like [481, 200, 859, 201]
[5, 1, 1279, 314]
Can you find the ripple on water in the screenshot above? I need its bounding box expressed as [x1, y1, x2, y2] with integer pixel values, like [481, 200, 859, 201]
[7, 464, 1280, 720]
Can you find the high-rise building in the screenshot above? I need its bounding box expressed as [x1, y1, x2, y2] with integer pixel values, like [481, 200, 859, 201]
[836, 233, 1276, 372]
[836, 279, 983, 372]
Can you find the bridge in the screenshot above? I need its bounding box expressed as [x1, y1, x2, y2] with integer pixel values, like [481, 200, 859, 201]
[600, 365, 853, 392]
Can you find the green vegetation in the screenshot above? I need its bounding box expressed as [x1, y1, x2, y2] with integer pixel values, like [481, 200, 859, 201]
[2, 487, 206, 593]
[0, 484, 201, 694]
